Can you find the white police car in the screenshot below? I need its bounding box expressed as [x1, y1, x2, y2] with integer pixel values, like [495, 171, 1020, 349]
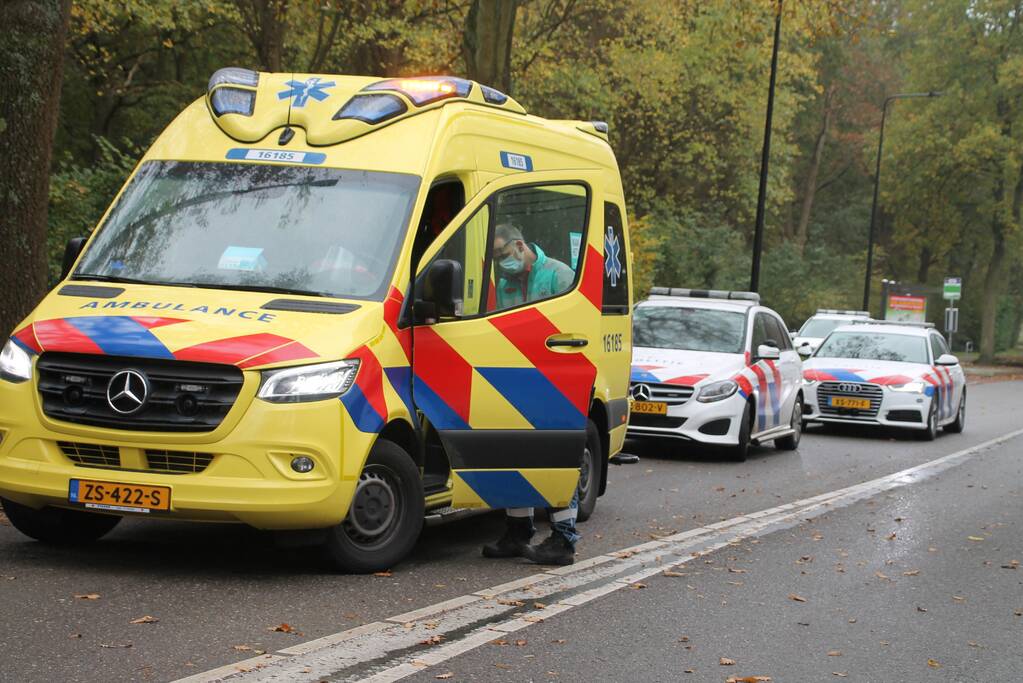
[792, 309, 871, 353]
[628, 288, 804, 461]
[801, 321, 966, 439]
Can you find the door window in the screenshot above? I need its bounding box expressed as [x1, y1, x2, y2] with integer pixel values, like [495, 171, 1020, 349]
[751, 313, 771, 352]
[929, 333, 949, 361]
[602, 203, 629, 315]
[766, 315, 790, 350]
[487, 184, 588, 313]
[422, 205, 489, 317]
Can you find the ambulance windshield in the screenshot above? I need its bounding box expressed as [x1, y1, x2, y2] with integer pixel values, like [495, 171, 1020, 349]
[75, 161, 420, 300]
[633, 305, 746, 354]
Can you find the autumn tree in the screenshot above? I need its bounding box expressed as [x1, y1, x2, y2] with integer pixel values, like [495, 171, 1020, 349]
[0, 0, 72, 337]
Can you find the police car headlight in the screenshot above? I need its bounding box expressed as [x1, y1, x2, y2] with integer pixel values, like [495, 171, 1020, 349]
[889, 381, 926, 394]
[0, 339, 32, 383]
[257, 359, 360, 403]
[802, 377, 818, 387]
[696, 379, 738, 403]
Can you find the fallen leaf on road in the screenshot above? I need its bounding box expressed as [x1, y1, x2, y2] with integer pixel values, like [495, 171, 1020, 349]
[662, 571, 685, 577]
[420, 635, 445, 646]
[74, 594, 101, 600]
[551, 639, 566, 644]
[1015, 610, 1022, 617]
[728, 567, 747, 574]
[678, 635, 690, 642]
[928, 659, 941, 668]
[788, 594, 807, 603]
[424, 621, 439, 630]
[130, 615, 159, 624]
[719, 657, 736, 666]
[827, 650, 842, 656]
[233, 645, 253, 651]
[411, 659, 428, 667]
[902, 569, 920, 576]
[917, 606, 928, 613]
[968, 536, 984, 542]
[69, 633, 82, 639]
[523, 615, 545, 623]
[491, 639, 508, 646]
[968, 641, 981, 648]
[611, 550, 635, 559]
[100, 642, 132, 649]
[373, 570, 393, 577]
[874, 571, 891, 581]
[533, 602, 547, 609]
[886, 533, 897, 541]
[832, 673, 848, 678]
[435, 674, 453, 680]
[269, 623, 295, 633]
[514, 639, 527, 646]
[494, 663, 511, 670]
[952, 596, 966, 603]
[848, 618, 857, 623]
[497, 599, 525, 607]
[630, 583, 647, 590]
[725, 676, 771, 683]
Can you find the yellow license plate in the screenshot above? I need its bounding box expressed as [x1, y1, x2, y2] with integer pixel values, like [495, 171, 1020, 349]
[829, 396, 871, 410]
[632, 401, 668, 415]
[69, 479, 171, 513]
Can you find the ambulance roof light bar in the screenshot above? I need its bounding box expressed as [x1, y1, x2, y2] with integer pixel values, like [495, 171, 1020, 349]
[649, 287, 760, 304]
[849, 319, 935, 329]
[816, 308, 870, 316]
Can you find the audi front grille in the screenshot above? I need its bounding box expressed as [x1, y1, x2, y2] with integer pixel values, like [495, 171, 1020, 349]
[816, 381, 884, 420]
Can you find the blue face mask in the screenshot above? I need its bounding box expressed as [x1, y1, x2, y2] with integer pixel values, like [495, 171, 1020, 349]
[500, 254, 525, 275]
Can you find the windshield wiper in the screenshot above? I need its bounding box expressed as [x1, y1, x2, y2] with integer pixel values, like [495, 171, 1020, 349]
[187, 282, 330, 298]
[72, 274, 198, 288]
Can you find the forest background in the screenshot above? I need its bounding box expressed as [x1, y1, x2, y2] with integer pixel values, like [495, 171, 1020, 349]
[2, 0, 1021, 362]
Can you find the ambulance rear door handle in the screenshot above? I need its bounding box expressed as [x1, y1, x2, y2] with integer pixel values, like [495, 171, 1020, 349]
[546, 336, 588, 348]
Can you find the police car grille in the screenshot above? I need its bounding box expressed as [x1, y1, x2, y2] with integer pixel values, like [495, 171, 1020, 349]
[629, 383, 695, 405]
[816, 381, 883, 420]
[37, 353, 243, 433]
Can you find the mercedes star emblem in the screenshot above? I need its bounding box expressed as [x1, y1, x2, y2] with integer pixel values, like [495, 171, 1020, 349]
[107, 369, 150, 415]
[632, 384, 652, 402]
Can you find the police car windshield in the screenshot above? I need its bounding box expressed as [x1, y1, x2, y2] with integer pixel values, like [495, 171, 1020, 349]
[799, 318, 845, 338]
[814, 332, 929, 364]
[75, 161, 420, 301]
[633, 305, 746, 354]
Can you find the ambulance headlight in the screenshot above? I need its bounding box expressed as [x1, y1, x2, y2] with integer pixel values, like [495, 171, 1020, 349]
[257, 360, 360, 403]
[696, 379, 738, 403]
[0, 339, 32, 383]
[889, 381, 926, 394]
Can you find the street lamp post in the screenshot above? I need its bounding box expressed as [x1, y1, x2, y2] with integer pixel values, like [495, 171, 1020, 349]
[749, 0, 783, 293]
[862, 91, 942, 312]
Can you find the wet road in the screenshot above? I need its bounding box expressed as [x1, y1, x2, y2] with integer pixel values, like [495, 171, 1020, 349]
[0, 381, 1020, 682]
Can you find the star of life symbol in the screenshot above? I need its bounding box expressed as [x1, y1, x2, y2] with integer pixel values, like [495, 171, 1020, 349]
[604, 225, 623, 288]
[278, 77, 335, 108]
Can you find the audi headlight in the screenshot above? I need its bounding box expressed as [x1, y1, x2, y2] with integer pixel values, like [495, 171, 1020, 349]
[888, 381, 926, 394]
[696, 379, 738, 403]
[802, 377, 818, 387]
[0, 339, 32, 383]
[257, 359, 360, 403]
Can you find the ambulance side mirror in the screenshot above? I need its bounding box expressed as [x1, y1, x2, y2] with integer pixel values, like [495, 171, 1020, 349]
[61, 237, 87, 280]
[415, 258, 464, 323]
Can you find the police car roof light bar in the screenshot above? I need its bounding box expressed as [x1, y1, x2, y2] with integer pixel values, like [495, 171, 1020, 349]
[849, 319, 935, 329]
[649, 287, 761, 303]
[816, 308, 869, 316]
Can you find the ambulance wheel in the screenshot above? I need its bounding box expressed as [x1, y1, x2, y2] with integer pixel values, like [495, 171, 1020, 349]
[1, 498, 121, 544]
[775, 395, 803, 451]
[728, 401, 753, 462]
[324, 440, 424, 573]
[917, 395, 938, 441]
[945, 390, 966, 434]
[576, 420, 602, 523]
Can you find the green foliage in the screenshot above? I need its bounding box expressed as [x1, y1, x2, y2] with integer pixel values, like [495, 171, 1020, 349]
[47, 137, 139, 284]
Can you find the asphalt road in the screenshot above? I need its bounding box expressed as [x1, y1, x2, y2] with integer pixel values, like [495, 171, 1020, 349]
[0, 381, 1020, 682]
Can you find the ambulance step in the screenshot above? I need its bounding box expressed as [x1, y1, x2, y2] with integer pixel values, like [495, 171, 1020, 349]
[424, 506, 487, 527]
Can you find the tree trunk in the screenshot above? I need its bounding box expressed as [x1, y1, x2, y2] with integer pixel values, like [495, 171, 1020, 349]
[978, 221, 1005, 363]
[795, 86, 835, 251]
[235, 0, 289, 72]
[0, 0, 72, 337]
[463, 0, 518, 93]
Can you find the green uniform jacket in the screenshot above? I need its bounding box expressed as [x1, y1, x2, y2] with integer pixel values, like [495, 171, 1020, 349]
[496, 244, 575, 309]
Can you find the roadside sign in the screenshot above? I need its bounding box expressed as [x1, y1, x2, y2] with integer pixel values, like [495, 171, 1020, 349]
[886, 294, 927, 323]
[944, 307, 959, 333]
[943, 277, 962, 301]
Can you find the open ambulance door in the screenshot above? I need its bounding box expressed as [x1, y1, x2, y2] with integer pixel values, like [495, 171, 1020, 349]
[410, 169, 605, 509]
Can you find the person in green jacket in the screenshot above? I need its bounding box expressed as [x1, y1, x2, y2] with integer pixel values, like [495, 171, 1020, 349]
[492, 223, 575, 310]
[482, 222, 580, 566]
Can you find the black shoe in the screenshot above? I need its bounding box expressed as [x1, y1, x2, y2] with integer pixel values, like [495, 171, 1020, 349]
[521, 533, 575, 566]
[482, 525, 533, 559]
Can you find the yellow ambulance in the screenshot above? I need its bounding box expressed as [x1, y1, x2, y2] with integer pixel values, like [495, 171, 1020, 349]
[0, 69, 633, 571]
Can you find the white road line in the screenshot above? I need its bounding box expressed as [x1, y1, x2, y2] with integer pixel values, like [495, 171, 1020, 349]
[174, 427, 1023, 683]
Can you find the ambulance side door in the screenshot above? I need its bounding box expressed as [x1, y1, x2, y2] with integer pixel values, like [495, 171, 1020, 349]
[410, 170, 604, 510]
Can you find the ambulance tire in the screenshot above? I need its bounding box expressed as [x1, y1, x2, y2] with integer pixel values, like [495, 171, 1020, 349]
[575, 420, 602, 524]
[945, 390, 966, 434]
[916, 395, 939, 441]
[1, 497, 121, 544]
[728, 401, 753, 462]
[324, 441, 425, 574]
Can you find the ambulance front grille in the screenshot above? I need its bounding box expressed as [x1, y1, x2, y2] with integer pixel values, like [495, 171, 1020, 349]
[37, 353, 243, 433]
[145, 450, 215, 473]
[59, 441, 121, 467]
